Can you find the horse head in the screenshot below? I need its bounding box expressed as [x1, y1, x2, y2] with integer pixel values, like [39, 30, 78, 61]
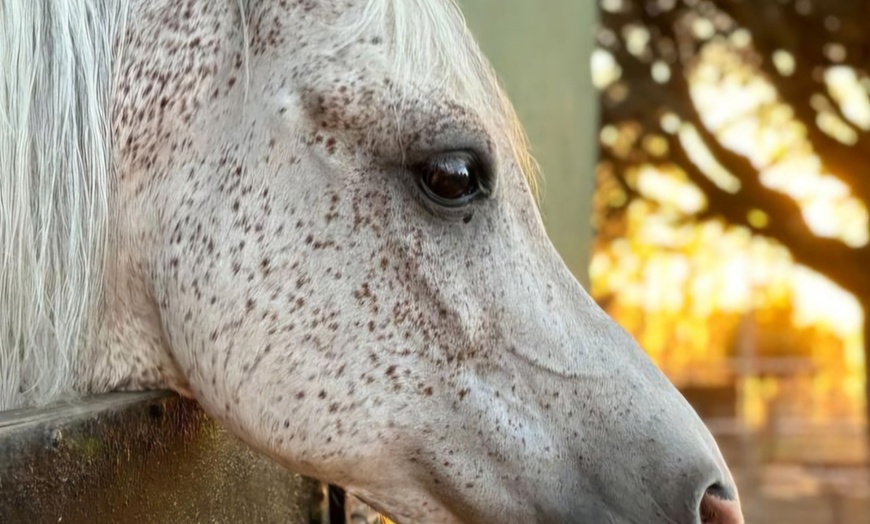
[92, 1, 742, 522]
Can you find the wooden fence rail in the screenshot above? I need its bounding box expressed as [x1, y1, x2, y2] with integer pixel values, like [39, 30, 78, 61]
[0, 392, 322, 524]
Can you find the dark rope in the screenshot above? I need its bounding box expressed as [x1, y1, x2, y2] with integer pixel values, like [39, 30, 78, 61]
[328, 484, 346, 524]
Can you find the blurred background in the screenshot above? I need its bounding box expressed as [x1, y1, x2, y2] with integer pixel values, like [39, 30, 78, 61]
[472, 1, 870, 522]
[353, 1, 870, 522]
[588, 1, 870, 522]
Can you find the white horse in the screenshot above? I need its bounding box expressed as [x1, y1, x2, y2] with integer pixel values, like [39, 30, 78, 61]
[0, 1, 743, 522]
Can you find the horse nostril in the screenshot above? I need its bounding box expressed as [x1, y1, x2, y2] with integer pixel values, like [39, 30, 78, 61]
[699, 482, 743, 524]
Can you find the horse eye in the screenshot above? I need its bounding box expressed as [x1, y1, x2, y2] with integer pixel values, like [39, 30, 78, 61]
[415, 152, 484, 207]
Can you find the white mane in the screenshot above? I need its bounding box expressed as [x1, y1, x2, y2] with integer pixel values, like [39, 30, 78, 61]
[0, 0, 535, 411]
[0, 0, 127, 410]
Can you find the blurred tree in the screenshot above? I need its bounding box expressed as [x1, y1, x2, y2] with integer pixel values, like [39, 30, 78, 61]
[595, 0, 870, 420]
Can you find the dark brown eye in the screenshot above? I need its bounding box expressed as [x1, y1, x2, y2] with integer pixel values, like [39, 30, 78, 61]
[415, 151, 484, 207]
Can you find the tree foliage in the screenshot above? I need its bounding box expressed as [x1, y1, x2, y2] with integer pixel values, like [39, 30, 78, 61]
[595, 0, 870, 400]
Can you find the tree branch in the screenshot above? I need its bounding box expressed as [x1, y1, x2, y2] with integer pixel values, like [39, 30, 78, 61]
[711, 0, 870, 200]
[599, 0, 870, 295]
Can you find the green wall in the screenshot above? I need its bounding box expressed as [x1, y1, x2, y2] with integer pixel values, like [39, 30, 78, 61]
[461, 1, 598, 287]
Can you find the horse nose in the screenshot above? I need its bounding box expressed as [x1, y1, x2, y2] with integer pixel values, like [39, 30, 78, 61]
[698, 483, 743, 524]
[649, 476, 743, 524]
[645, 479, 742, 524]
[658, 458, 743, 524]
[609, 385, 744, 523]
[664, 473, 743, 524]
